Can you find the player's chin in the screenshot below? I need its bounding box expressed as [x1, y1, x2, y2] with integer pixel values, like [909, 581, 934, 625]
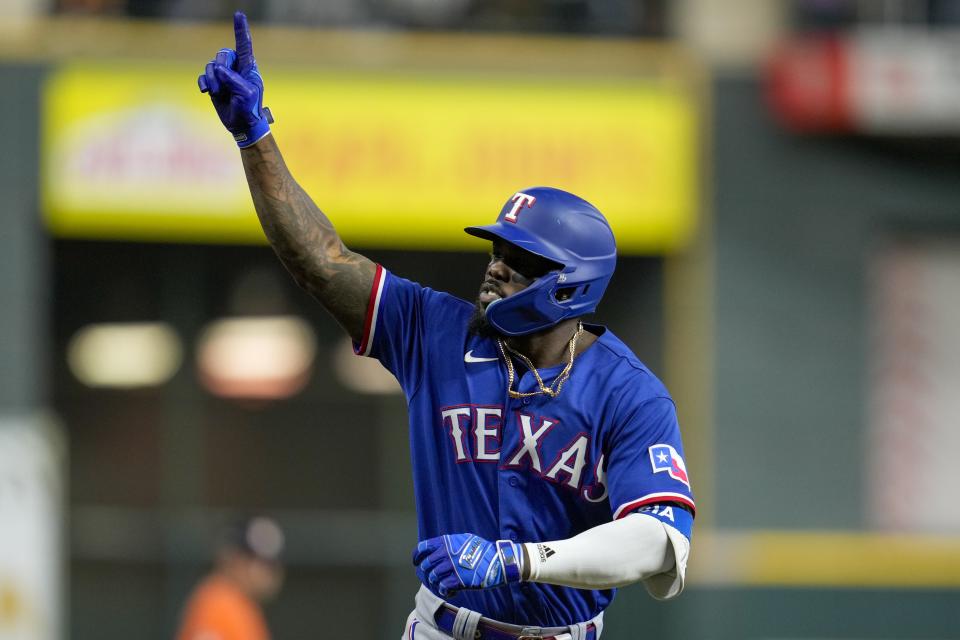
[468, 300, 501, 338]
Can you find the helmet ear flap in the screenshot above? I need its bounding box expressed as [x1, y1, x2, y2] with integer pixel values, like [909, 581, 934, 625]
[485, 272, 564, 336]
[486, 272, 610, 336]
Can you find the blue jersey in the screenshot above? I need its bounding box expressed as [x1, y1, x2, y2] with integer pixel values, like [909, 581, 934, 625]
[355, 266, 695, 626]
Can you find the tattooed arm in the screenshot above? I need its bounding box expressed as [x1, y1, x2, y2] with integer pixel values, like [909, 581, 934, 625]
[241, 134, 376, 342]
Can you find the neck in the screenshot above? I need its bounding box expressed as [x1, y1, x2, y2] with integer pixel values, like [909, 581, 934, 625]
[216, 563, 257, 600]
[504, 319, 595, 369]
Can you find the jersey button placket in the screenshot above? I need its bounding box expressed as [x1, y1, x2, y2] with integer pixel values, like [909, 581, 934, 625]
[499, 386, 533, 620]
[498, 390, 524, 554]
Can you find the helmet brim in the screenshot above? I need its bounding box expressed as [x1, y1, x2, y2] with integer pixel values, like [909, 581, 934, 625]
[464, 223, 566, 269]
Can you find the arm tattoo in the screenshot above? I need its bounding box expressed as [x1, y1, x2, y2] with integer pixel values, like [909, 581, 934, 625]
[241, 135, 375, 341]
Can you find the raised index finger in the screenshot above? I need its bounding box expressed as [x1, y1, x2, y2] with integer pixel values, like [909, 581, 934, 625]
[233, 11, 255, 71]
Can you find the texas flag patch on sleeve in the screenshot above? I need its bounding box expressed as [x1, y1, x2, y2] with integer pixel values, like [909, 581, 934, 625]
[649, 444, 690, 488]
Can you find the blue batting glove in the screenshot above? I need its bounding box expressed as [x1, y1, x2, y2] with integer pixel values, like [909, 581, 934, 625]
[412, 533, 524, 598]
[198, 11, 273, 148]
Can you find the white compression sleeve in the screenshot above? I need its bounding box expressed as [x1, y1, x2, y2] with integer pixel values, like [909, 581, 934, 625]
[523, 513, 688, 594]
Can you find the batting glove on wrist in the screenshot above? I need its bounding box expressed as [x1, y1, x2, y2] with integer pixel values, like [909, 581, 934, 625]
[412, 533, 524, 598]
[198, 11, 273, 148]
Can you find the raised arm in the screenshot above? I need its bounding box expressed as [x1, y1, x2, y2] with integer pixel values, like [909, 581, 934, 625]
[241, 136, 375, 341]
[199, 12, 374, 341]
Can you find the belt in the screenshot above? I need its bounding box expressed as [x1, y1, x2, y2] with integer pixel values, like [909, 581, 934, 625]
[434, 603, 596, 640]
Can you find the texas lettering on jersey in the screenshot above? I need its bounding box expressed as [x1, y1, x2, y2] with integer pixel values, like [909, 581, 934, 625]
[440, 405, 608, 503]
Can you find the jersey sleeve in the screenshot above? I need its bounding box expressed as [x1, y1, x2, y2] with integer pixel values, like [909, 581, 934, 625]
[604, 395, 696, 523]
[351, 265, 447, 396]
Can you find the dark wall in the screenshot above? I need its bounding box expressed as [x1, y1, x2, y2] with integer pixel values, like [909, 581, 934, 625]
[0, 65, 46, 411]
[712, 73, 960, 530]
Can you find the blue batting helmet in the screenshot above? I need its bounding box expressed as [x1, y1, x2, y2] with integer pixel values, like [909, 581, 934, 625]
[464, 187, 617, 336]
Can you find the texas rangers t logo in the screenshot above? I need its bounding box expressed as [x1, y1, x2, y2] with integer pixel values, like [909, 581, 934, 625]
[504, 192, 537, 223]
[649, 444, 690, 488]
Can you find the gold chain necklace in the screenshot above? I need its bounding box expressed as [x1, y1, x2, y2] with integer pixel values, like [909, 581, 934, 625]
[496, 321, 584, 399]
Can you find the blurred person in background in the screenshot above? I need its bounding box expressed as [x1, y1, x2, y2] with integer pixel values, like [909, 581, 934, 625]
[175, 516, 285, 640]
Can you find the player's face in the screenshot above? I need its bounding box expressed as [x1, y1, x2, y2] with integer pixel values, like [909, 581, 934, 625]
[478, 239, 556, 307]
[469, 239, 558, 336]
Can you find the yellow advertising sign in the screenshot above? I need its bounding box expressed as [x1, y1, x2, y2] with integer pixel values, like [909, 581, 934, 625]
[43, 63, 697, 253]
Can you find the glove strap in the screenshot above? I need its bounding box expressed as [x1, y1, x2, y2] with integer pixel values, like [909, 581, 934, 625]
[496, 540, 523, 583]
[234, 115, 271, 148]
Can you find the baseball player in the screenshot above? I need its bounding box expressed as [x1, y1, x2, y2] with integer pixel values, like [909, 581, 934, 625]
[200, 13, 694, 640]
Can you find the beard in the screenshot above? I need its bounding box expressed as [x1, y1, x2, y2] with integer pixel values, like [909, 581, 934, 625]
[468, 299, 502, 338]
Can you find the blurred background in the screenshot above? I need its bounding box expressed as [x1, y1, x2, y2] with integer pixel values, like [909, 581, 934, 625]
[2, 0, 960, 638]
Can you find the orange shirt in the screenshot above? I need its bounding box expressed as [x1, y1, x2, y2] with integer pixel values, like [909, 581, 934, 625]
[176, 575, 270, 640]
